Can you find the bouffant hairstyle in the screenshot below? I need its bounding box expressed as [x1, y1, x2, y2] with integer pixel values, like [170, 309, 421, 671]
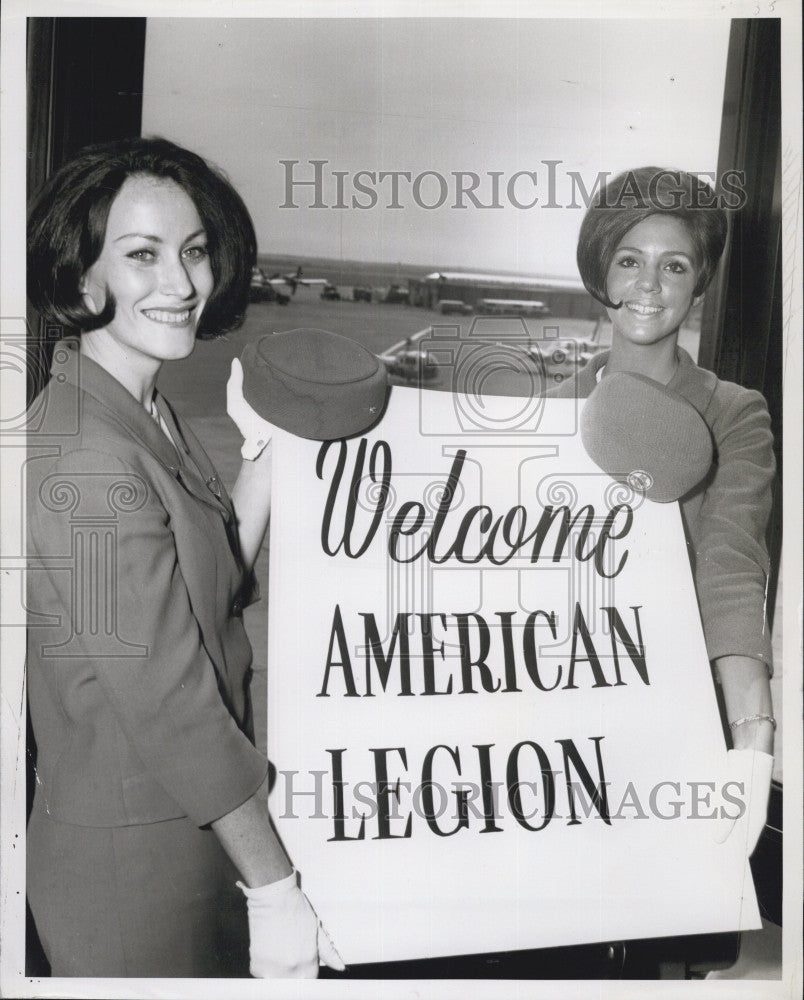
[27, 136, 257, 338]
[577, 167, 729, 309]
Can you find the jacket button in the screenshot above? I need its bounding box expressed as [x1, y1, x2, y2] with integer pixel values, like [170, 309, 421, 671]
[232, 598, 242, 616]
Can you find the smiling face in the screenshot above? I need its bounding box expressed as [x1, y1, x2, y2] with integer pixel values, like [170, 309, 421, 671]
[80, 174, 214, 373]
[604, 214, 701, 350]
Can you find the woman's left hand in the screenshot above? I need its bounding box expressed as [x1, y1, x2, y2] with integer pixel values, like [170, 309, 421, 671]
[227, 358, 274, 460]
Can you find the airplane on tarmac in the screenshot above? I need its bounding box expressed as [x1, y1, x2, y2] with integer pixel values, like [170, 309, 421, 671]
[267, 266, 329, 295]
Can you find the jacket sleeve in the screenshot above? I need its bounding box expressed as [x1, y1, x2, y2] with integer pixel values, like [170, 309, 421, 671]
[691, 386, 776, 669]
[28, 447, 269, 826]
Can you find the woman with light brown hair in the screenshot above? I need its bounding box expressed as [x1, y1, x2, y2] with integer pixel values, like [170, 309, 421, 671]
[552, 166, 775, 854]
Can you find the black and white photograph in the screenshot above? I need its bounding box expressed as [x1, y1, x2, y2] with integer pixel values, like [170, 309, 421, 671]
[1, 2, 801, 998]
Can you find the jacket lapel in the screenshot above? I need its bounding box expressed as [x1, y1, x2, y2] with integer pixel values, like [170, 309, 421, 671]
[56, 339, 233, 520]
[154, 393, 236, 521]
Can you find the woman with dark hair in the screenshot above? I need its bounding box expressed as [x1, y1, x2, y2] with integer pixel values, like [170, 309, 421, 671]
[553, 166, 775, 853]
[25, 137, 343, 978]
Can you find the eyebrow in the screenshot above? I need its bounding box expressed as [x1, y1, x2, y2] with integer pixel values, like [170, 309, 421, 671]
[113, 228, 207, 244]
[615, 245, 695, 259]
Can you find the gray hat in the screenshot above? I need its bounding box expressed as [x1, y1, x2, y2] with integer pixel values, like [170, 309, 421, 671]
[240, 329, 389, 440]
[580, 371, 713, 502]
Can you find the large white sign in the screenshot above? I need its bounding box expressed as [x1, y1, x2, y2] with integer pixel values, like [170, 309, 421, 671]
[267, 387, 759, 965]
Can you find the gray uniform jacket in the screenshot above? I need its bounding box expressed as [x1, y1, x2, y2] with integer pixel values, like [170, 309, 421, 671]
[549, 347, 775, 670]
[26, 340, 268, 828]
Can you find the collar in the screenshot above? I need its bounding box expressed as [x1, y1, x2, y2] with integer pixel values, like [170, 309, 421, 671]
[51, 339, 234, 519]
[53, 339, 183, 472]
[664, 346, 719, 415]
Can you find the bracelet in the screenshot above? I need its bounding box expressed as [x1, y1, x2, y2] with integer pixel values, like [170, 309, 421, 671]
[729, 714, 777, 730]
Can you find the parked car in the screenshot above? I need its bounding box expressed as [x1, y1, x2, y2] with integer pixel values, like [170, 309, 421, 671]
[380, 342, 438, 383]
[438, 299, 474, 315]
[522, 338, 605, 383]
[353, 286, 373, 303]
[321, 283, 341, 301]
[383, 284, 410, 305]
[248, 266, 289, 305]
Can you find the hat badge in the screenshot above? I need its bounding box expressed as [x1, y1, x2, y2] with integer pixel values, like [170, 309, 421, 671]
[626, 469, 653, 492]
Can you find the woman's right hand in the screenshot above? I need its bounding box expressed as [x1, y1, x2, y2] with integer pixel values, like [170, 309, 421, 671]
[714, 748, 773, 858]
[237, 870, 345, 978]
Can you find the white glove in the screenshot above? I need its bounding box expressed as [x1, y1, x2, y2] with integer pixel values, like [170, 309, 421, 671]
[237, 870, 345, 978]
[714, 749, 773, 857]
[227, 357, 274, 460]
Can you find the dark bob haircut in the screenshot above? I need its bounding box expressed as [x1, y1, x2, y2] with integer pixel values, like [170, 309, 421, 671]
[27, 136, 257, 338]
[576, 167, 729, 309]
